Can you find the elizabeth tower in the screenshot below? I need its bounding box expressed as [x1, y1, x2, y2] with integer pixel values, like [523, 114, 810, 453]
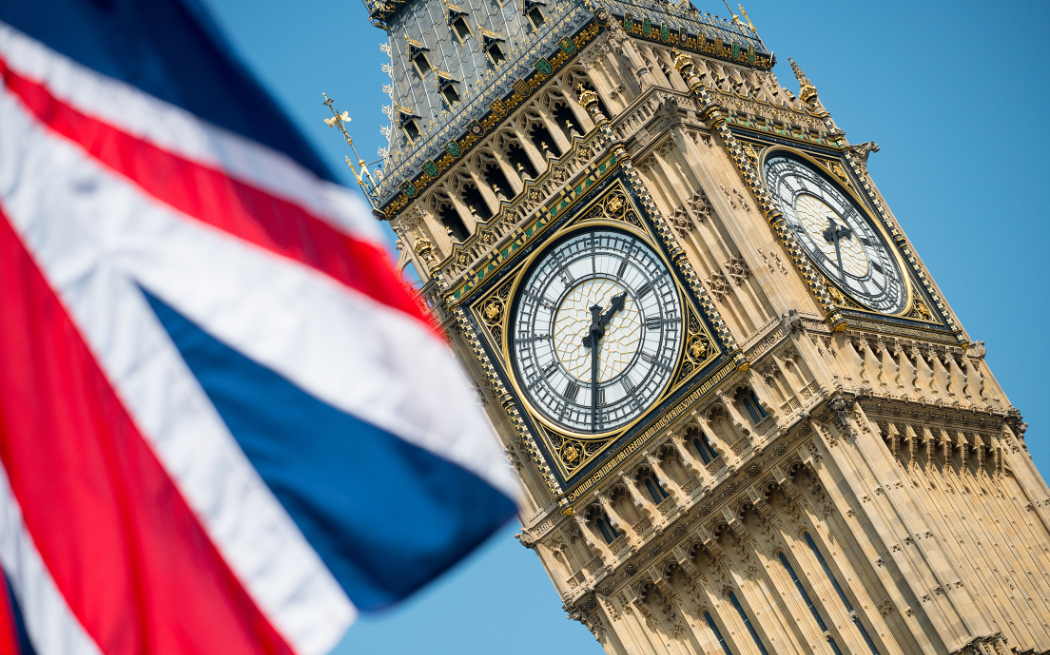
[359, 0, 1050, 652]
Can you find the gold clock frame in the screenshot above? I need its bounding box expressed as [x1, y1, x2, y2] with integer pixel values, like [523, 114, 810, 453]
[466, 177, 727, 484]
[753, 144, 950, 336]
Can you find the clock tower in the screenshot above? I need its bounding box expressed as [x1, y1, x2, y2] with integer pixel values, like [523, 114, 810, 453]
[363, 0, 1050, 652]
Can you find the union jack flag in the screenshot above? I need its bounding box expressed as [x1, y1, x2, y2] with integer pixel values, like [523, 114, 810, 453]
[0, 1, 517, 653]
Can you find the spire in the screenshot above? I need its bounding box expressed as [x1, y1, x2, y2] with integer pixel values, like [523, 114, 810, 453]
[788, 57, 819, 104]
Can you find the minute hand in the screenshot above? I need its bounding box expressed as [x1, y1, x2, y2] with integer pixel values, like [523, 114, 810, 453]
[822, 215, 853, 285]
[582, 292, 627, 431]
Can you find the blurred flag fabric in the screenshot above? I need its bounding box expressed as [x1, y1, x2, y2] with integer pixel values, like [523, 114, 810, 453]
[0, 0, 517, 653]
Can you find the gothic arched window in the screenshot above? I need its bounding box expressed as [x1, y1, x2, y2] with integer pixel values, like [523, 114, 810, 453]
[727, 591, 769, 655]
[527, 120, 561, 159]
[638, 470, 668, 505]
[435, 195, 468, 240]
[689, 427, 719, 464]
[459, 183, 491, 221]
[778, 551, 845, 655]
[552, 101, 583, 140]
[738, 388, 768, 425]
[594, 511, 618, 544]
[703, 612, 732, 655]
[804, 533, 882, 655]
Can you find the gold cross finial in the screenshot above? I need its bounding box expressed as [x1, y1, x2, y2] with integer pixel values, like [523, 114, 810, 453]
[721, 0, 746, 29]
[322, 93, 379, 207]
[738, 4, 758, 34]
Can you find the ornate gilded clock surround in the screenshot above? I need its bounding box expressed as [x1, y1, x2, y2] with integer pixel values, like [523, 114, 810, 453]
[756, 144, 958, 343]
[674, 52, 963, 347]
[462, 169, 743, 501]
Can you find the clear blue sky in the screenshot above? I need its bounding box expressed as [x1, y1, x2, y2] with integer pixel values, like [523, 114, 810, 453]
[201, 1, 1050, 653]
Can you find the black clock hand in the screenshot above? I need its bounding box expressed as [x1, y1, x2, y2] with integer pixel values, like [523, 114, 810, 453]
[598, 292, 627, 330]
[586, 303, 603, 431]
[822, 215, 853, 286]
[582, 292, 627, 431]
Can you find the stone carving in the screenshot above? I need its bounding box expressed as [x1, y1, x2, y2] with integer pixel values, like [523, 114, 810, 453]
[724, 255, 751, 286]
[706, 271, 730, 301]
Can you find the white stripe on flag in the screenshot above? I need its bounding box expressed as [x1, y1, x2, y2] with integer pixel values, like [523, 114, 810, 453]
[0, 21, 383, 246]
[0, 86, 356, 655]
[0, 461, 104, 655]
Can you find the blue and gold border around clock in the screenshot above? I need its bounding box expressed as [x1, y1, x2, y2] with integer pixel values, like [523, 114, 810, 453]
[736, 133, 963, 345]
[461, 163, 743, 500]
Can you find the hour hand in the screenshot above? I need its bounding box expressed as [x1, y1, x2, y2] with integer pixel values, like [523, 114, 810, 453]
[599, 292, 627, 328]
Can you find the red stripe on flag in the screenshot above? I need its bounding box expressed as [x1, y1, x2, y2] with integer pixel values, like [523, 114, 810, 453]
[0, 574, 19, 655]
[0, 56, 429, 328]
[0, 207, 294, 655]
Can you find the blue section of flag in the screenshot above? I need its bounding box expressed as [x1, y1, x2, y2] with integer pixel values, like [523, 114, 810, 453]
[142, 290, 516, 611]
[2, 570, 35, 655]
[0, 0, 336, 183]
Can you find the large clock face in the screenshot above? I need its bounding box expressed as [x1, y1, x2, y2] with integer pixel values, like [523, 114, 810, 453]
[765, 155, 907, 314]
[511, 229, 683, 434]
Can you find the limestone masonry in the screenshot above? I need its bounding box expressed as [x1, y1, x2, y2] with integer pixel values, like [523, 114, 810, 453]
[367, 0, 1050, 652]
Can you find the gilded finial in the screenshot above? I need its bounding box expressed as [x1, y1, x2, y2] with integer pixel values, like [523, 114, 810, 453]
[788, 58, 818, 104]
[323, 93, 379, 207]
[576, 83, 600, 117]
[492, 182, 507, 201]
[737, 4, 758, 34]
[672, 48, 694, 79]
[721, 0, 746, 30]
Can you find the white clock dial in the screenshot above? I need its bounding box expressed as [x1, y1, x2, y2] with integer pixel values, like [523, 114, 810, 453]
[511, 229, 683, 433]
[765, 156, 906, 314]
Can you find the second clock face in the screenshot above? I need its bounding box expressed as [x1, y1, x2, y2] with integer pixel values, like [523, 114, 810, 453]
[511, 229, 683, 434]
[765, 155, 907, 314]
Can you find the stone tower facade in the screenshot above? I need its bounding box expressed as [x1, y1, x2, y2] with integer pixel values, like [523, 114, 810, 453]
[365, 0, 1050, 653]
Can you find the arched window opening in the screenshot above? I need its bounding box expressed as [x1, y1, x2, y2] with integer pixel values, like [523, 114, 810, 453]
[703, 613, 733, 655]
[805, 533, 882, 655]
[727, 592, 769, 655]
[460, 183, 492, 221]
[778, 552, 845, 655]
[587, 506, 619, 544]
[483, 163, 513, 201]
[610, 487, 640, 524]
[638, 469, 669, 505]
[528, 122, 561, 159]
[505, 142, 538, 179]
[688, 426, 719, 464]
[737, 388, 768, 425]
[552, 102, 583, 140]
[436, 197, 468, 241]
